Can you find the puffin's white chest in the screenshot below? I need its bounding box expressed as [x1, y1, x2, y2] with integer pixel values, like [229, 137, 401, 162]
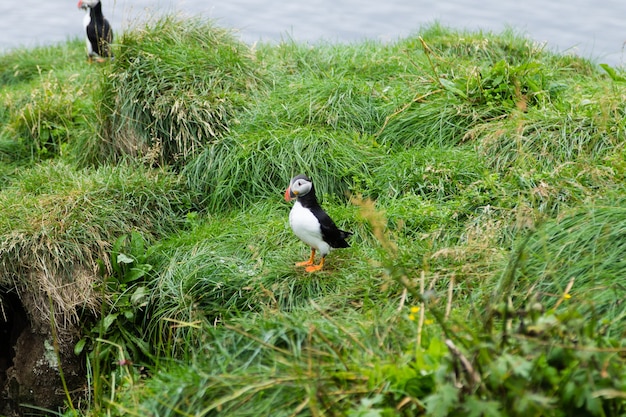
[289, 201, 331, 255]
[83, 12, 93, 54]
[83, 12, 91, 28]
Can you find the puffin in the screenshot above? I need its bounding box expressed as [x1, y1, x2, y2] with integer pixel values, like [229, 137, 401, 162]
[78, 0, 113, 62]
[284, 174, 353, 272]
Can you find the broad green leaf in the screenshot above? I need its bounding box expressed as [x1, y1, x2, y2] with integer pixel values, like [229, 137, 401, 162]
[103, 313, 118, 331]
[117, 253, 134, 264]
[131, 285, 149, 307]
[600, 63, 626, 82]
[464, 397, 503, 417]
[74, 338, 87, 356]
[424, 384, 458, 417]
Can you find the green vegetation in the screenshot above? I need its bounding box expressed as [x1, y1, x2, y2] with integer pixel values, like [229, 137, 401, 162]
[0, 15, 625, 417]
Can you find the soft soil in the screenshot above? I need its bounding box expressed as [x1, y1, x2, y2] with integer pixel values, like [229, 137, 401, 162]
[1, 290, 84, 416]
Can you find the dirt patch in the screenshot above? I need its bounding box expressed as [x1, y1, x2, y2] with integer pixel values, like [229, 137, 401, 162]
[1, 290, 85, 416]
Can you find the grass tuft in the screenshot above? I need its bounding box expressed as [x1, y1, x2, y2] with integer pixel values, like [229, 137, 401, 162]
[86, 15, 260, 166]
[492, 201, 626, 335]
[0, 161, 188, 330]
[184, 127, 377, 212]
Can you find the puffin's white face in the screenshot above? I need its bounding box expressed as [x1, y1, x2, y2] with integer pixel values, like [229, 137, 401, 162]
[290, 176, 312, 197]
[78, 0, 100, 10]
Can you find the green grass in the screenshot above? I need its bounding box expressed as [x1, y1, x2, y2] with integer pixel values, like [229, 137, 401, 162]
[0, 41, 98, 163]
[499, 201, 626, 335]
[0, 39, 87, 86]
[0, 161, 189, 326]
[0, 16, 625, 417]
[83, 15, 261, 168]
[183, 127, 377, 212]
[112, 303, 437, 417]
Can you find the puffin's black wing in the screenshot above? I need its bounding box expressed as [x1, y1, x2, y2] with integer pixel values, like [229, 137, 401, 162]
[100, 19, 113, 56]
[86, 12, 113, 57]
[91, 19, 113, 57]
[311, 206, 352, 248]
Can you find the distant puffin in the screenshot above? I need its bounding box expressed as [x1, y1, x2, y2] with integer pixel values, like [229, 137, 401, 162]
[78, 0, 113, 62]
[285, 174, 353, 272]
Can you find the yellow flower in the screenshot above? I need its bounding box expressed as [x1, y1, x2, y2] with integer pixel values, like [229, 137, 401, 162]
[563, 293, 571, 300]
[408, 314, 416, 321]
[410, 306, 420, 314]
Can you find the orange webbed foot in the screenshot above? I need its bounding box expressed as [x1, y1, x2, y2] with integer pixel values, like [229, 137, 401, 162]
[304, 257, 325, 273]
[305, 263, 324, 273]
[296, 249, 316, 267]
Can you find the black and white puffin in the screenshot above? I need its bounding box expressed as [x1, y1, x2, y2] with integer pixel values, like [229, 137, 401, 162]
[284, 174, 353, 272]
[78, 0, 113, 62]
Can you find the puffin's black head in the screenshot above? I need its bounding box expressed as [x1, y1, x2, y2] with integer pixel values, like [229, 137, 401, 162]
[78, 0, 101, 10]
[284, 174, 313, 201]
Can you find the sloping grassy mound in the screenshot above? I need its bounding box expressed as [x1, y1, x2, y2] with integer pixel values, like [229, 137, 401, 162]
[496, 201, 626, 336]
[0, 40, 87, 87]
[113, 305, 439, 417]
[375, 25, 602, 154]
[182, 38, 415, 212]
[253, 40, 401, 135]
[141, 201, 368, 354]
[184, 127, 377, 212]
[0, 41, 97, 163]
[472, 104, 625, 173]
[83, 15, 260, 166]
[0, 161, 188, 330]
[422, 202, 626, 417]
[2, 17, 626, 417]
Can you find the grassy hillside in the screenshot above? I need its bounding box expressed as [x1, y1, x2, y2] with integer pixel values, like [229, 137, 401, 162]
[0, 16, 625, 417]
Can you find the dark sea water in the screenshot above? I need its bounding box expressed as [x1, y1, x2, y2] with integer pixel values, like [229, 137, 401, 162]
[1, 0, 625, 65]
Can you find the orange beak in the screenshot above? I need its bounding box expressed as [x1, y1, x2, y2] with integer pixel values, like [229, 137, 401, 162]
[284, 186, 294, 202]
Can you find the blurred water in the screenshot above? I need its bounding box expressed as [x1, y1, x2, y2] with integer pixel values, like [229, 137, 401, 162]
[1, 0, 625, 65]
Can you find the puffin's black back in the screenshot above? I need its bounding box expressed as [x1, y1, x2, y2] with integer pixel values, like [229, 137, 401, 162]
[87, 2, 113, 57]
[296, 183, 352, 248]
